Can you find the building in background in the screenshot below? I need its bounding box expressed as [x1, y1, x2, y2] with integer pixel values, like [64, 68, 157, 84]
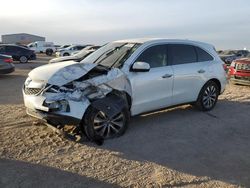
[1, 33, 45, 45]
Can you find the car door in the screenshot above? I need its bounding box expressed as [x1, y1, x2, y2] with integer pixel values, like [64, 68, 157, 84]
[5, 46, 20, 59]
[169, 44, 211, 105]
[128, 44, 174, 115]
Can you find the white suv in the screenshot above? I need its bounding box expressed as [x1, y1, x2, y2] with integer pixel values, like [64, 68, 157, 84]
[23, 38, 227, 140]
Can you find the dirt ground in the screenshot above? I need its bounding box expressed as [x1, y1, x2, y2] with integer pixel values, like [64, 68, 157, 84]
[0, 55, 250, 187]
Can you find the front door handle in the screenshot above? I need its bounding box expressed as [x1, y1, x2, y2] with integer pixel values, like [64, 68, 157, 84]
[162, 74, 173, 78]
[198, 69, 205, 73]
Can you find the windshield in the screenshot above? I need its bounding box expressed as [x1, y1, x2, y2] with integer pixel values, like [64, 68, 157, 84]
[81, 42, 141, 68]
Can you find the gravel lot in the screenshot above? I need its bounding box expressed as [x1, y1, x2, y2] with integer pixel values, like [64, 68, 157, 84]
[0, 55, 250, 187]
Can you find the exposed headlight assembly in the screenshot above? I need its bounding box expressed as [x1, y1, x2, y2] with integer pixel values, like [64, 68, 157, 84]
[43, 100, 70, 112]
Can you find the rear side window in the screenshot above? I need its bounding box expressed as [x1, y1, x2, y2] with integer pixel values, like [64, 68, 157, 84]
[169, 44, 197, 65]
[0, 46, 5, 52]
[5, 46, 15, 53]
[77, 46, 85, 50]
[6, 46, 21, 53]
[196, 47, 213, 62]
[136, 45, 168, 68]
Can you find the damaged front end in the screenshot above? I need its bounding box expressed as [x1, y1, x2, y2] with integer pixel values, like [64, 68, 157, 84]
[23, 62, 132, 135]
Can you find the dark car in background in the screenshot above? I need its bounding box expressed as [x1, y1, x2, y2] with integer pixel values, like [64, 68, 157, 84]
[219, 50, 249, 65]
[0, 44, 36, 63]
[0, 54, 15, 74]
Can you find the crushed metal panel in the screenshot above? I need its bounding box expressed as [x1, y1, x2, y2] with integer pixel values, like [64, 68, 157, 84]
[48, 63, 97, 86]
[84, 68, 132, 96]
[106, 76, 132, 96]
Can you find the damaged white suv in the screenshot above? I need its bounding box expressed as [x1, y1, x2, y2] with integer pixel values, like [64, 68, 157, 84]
[23, 39, 227, 139]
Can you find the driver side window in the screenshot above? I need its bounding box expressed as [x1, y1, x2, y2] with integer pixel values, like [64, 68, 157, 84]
[136, 45, 168, 68]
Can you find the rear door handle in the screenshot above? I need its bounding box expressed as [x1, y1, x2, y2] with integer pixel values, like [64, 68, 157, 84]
[198, 69, 205, 73]
[162, 74, 173, 78]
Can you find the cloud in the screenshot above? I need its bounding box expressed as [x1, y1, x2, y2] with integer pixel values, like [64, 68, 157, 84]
[0, 0, 250, 49]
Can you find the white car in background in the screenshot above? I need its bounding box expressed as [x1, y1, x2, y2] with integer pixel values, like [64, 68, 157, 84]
[55, 45, 90, 57]
[23, 38, 227, 141]
[27, 41, 56, 56]
[49, 46, 100, 64]
[70, 46, 101, 56]
[56, 44, 71, 52]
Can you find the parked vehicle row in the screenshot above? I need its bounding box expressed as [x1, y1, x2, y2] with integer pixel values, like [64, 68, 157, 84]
[55, 44, 91, 57]
[23, 38, 227, 141]
[218, 50, 249, 65]
[228, 54, 250, 85]
[0, 44, 36, 63]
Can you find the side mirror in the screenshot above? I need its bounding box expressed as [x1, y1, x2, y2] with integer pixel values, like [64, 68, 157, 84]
[131, 62, 150, 72]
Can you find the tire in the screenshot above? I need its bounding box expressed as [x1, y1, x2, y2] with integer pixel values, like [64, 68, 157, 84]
[63, 53, 70, 56]
[46, 49, 53, 56]
[195, 81, 219, 111]
[19, 56, 28, 63]
[82, 106, 129, 140]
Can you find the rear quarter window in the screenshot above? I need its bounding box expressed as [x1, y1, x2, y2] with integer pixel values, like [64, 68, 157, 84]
[196, 47, 213, 62]
[169, 44, 197, 65]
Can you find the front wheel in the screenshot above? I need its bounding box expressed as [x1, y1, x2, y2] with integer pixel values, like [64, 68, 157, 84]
[195, 81, 219, 111]
[83, 107, 129, 140]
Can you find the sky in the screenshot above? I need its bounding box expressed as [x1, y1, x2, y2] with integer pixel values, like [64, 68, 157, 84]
[0, 0, 250, 49]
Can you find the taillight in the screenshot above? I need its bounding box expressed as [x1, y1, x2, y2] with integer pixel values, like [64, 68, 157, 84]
[3, 58, 13, 63]
[222, 63, 227, 71]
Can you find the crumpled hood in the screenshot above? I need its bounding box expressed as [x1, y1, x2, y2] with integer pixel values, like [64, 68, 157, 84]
[28, 61, 96, 86]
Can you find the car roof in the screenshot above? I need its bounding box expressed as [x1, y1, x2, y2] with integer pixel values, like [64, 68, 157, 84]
[0, 44, 28, 49]
[114, 38, 213, 48]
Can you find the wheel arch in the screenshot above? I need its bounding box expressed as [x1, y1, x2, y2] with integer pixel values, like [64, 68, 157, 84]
[109, 90, 132, 110]
[207, 78, 221, 93]
[196, 78, 221, 101]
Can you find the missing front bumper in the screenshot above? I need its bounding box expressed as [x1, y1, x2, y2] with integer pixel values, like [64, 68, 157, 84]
[26, 108, 81, 126]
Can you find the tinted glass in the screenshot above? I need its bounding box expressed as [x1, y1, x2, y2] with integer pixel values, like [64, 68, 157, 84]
[136, 45, 167, 68]
[196, 47, 213, 61]
[76, 46, 85, 50]
[0, 46, 5, 52]
[5, 46, 15, 53]
[169, 44, 197, 65]
[6, 46, 22, 53]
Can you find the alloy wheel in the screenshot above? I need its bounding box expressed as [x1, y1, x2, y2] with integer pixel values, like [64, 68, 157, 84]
[202, 85, 217, 109]
[20, 56, 27, 63]
[93, 111, 125, 138]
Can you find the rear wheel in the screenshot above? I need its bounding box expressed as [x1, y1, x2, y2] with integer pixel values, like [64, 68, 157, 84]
[46, 49, 53, 56]
[63, 53, 70, 56]
[19, 56, 28, 63]
[195, 81, 219, 111]
[83, 106, 129, 140]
